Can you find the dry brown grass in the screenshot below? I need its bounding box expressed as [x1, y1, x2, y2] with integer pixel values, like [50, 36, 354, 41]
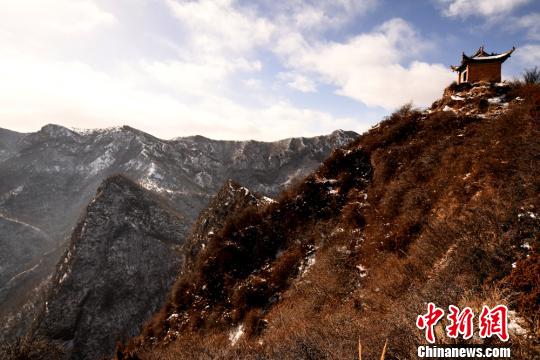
[120, 83, 540, 359]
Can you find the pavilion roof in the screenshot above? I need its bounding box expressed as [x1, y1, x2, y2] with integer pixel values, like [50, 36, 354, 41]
[451, 46, 515, 72]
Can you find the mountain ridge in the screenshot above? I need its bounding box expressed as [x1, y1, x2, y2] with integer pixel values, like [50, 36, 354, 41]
[0, 123, 357, 348]
[121, 81, 539, 359]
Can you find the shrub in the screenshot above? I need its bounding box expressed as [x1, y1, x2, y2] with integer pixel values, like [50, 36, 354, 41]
[523, 66, 540, 84]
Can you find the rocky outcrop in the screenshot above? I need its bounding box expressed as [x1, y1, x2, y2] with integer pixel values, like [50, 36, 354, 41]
[183, 179, 273, 264]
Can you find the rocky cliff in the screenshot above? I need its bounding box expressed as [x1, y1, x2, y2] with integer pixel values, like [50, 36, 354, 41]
[32, 175, 187, 360]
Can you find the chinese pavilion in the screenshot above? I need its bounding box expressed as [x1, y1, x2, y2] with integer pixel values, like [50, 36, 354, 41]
[451, 46, 515, 84]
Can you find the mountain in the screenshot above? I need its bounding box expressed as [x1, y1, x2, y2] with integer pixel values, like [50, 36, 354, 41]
[121, 81, 539, 359]
[30, 175, 186, 360]
[5, 175, 271, 360]
[0, 126, 357, 343]
[182, 179, 273, 263]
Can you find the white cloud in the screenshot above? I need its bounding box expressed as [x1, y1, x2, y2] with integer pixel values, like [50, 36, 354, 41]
[515, 13, 540, 40]
[270, 0, 378, 32]
[0, 57, 363, 141]
[137, 57, 261, 97]
[0, 0, 453, 140]
[438, 0, 531, 19]
[278, 72, 317, 92]
[0, 0, 115, 56]
[165, 0, 274, 56]
[514, 44, 540, 66]
[275, 18, 453, 109]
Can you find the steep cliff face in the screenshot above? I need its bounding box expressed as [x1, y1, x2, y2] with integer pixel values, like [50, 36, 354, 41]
[32, 175, 188, 360]
[123, 82, 539, 359]
[0, 126, 357, 342]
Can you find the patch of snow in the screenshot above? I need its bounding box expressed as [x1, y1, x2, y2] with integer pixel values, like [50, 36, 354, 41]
[139, 179, 174, 195]
[443, 105, 454, 112]
[331, 227, 345, 236]
[521, 242, 531, 250]
[298, 253, 316, 277]
[316, 178, 338, 184]
[208, 231, 214, 235]
[59, 272, 69, 284]
[229, 324, 244, 345]
[512, 262, 516, 269]
[147, 162, 163, 180]
[70, 126, 122, 136]
[451, 95, 464, 101]
[328, 189, 339, 195]
[261, 196, 276, 204]
[515, 97, 524, 101]
[124, 159, 145, 170]
[518, 212, 537, 219]
[488, 96, 504, 104]
[508, 311, 528, 336]
[462, 173, 471, 180]
[86, 150, 115, 175]
[473, 53, 512, 60]
[356, 264, 368, 278]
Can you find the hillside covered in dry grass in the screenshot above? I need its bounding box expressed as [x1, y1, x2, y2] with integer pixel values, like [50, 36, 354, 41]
[120, 81, 539, 359]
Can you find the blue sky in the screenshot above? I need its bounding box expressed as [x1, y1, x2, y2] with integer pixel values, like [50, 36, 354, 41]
[0, 0, 539, 140]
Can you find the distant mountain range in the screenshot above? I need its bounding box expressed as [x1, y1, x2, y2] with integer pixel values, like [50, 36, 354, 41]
[0, 124, 358, 357]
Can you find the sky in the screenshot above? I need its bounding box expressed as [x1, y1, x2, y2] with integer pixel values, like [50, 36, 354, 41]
[0, 0, 539, 141]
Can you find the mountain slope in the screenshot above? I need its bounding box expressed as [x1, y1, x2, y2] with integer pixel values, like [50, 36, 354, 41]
[122, 82, 539, 359]
[21, 176, 273, 360]
[182, 179, 273, 263]
[30, 175, 187, 360]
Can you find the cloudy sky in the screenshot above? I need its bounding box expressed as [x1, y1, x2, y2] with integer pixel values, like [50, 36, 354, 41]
[1, 0, 539, 140]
